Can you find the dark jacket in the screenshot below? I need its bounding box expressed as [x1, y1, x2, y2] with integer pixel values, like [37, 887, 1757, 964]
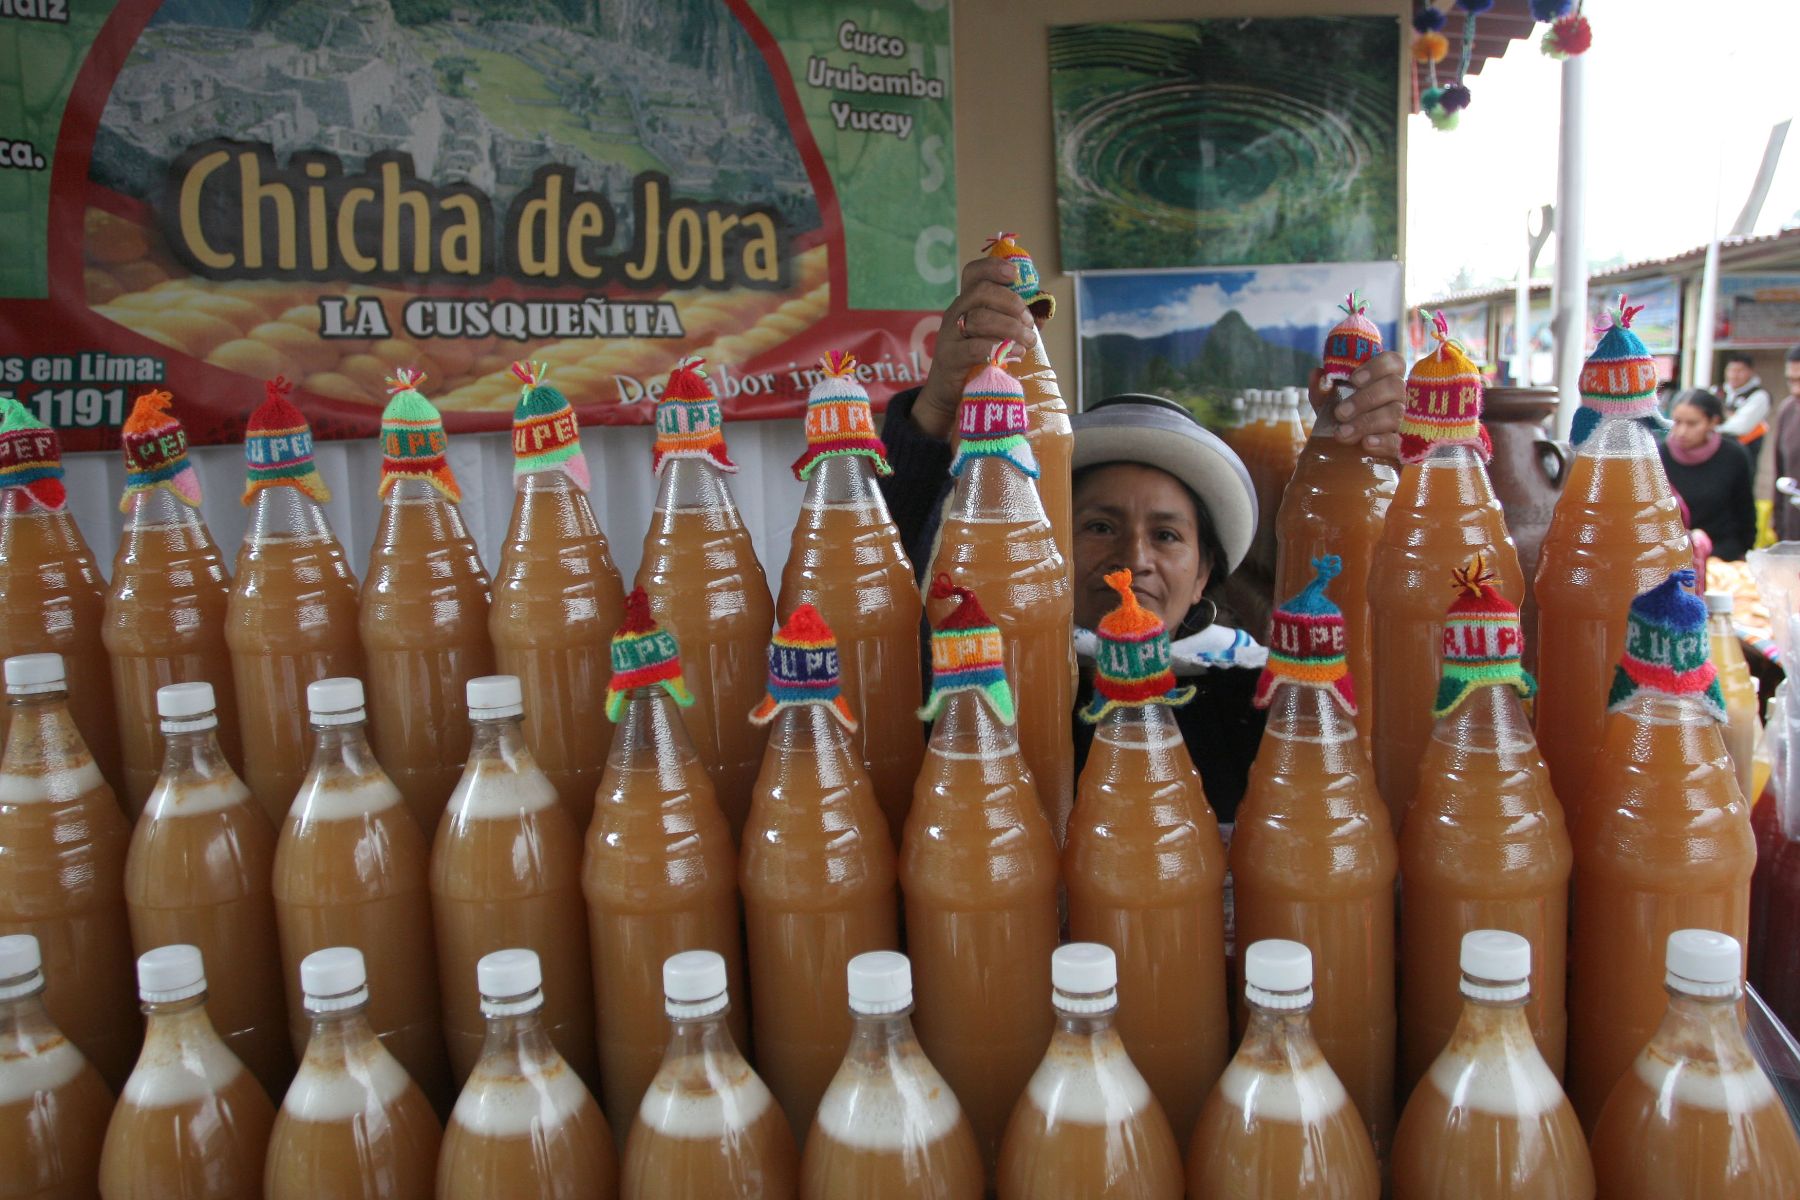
[1662, 435, 1757, 561]
[878, 387, 1266, 822]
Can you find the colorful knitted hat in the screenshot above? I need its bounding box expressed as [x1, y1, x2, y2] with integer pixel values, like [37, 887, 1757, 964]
[377, 369, 460, 503]
[603, 587, 695, 721]
[1321, 292, 1384, 387]
[1254, 555, 1356, 715]
[983, 231, 1054, 321]
[1433, 554, 1535, 718]
[1570, 295, 1667, 448]
[653, 356, 736, 476]
[1400, 311, 1492, 466]
[0, 397, 66, 512]
[510, 361, 590, 491]
[918, 575, 1015, 724]
[242, 377, 330, 505]
[1079, 570, 1195, 722]
[792, 351, 891, 481]
[1607, 568, 1726, 722]
[950, 341, 1038, 480]
[119, 390, 201, 512]
[749, 604, 858, 730]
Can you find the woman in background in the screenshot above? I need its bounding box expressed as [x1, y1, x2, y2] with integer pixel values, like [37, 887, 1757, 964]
[1661, 388, 1756, 561]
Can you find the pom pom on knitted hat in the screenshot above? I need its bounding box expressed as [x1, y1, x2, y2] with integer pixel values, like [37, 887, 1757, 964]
[378, 369, 460, 503]
[242, 377, 330, 506]
[0, 396, 67, 512]
[792, 351, 890, 481]
[919, 574, 1015, 724]
[510, 361, 590, 491]
[120, 389, 202, 512]
[603, 587, 695, 721]
[1079, 570, 1195, 722]
[749, 603, 858, 730]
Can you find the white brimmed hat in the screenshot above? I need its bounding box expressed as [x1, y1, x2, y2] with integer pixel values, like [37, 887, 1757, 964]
[1071, 394, 1257, 573]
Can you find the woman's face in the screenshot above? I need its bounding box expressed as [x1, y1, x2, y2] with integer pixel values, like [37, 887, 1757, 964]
[1071, 463, 1211, 631]
[1670, 402, 1717, 451]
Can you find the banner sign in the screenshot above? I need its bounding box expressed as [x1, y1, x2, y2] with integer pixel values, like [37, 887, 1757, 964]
[0, 0, 955, 448]
[1718, 274, 1800, 349]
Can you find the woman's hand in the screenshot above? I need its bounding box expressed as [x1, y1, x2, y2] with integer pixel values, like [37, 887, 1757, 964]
[1308, 350, 1408, 460]
[912, 256, 1039, 439]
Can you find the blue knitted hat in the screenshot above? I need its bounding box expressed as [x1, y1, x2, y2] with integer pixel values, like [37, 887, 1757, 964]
[1570, 295, 1669, 448]
[1606, 568, 1725, 722]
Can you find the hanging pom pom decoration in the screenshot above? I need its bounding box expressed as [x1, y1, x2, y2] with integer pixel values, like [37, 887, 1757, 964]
[1416, 1, 1476, 133]
[1412, 4, 1447, 33]
[1440, 83, 1472, 113]
[1542, 13, 1593, 58]
[1413, 31, 1449, 64]
[1530, 0, 1573, 20]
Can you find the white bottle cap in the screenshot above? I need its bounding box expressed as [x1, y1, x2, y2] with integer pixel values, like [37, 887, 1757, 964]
[4, 653, 65, 695]
[847, 951, 912, 1015]
[1245, 940, 1314, 1010]
[466, 675, 525, 719]
[663, 950, 729, 1020]
[1666, 929, 1742, 999]
[1460, 930, 1532, 1003]
[1704, 592, 1734, 616]
[1051, 943, 1118, 1015]
[0, 933, 44, 1001]
[137, 944, 206, 1004]
[477, 948, 545, 1017]
[157, 681, 219, 732]
[300, 946, 369, 1013]
[307, 677, 365, 726]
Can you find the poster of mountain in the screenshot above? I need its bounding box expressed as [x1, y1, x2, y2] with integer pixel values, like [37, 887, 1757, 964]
[1049, 18, 1401, 271]
[1076, 263, 1404, 427]
[0, 0, 954, 447]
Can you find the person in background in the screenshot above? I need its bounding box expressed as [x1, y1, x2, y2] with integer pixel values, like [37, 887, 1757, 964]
[1771, 344, 1800, 542]
[1661, 388, 1755, 561]
[1718, 351, 1772, 473]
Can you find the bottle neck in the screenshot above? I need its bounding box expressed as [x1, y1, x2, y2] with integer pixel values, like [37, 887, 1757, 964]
[927, 688, 1021, 756]
[1579, 414, 1661, 461]
[1450, 989, 1537, 1053]
[156, 721, 236, 787]
[0, 986, 56, 1052]
[609, 687, 703, 774]
[841, 1008, 925, 1070]
[1260, 681, 1363, 774]
[655, 457, 741, 515]
[1089, 702, 1193, 779]
[2, 691, 93, 777]
[765, 703, 859, 782]
[661, 1008, 742, 1069]
[474, 1001, 561, 1072]
[947, 453, 1044, 522]
[244, 485, 335, 542]
[1650, 988, 1760, 1073]
[1420, 442, 1486, 471]
[1238, 1000, 1326, 1070]
[301, 1003, 384, 1070]
[1053, 1004, 1118, 1040]
[121, 486, 205, 531]
[800, 453, 891, 513]
[304, 719, 385, 784]
[1431, 682, 1536, 755]
[141, 992, 214, 1039]
[377, 476, 471, 543]
[466, 712, 532, 766]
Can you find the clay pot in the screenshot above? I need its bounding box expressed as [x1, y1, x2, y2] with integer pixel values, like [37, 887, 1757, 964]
[1482, 387, 1569, 674]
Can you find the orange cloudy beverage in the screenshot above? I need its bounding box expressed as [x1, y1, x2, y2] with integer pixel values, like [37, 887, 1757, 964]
[0, 934, 113, 1200]
[1707, 593, 1760, 804]
[1392, 931, 1594, 1200]
[1401, 557, 1570, 1095]
[637, 357, 774, 841]
[1534, 299, 1691, 819]
[800, 952, 983, 1200]
[1568, 571, 1755, 1127]
[265, 947, 442, 1200]
[741, 605, 899, 1136]
[98, 945, 276, 1200]
[1187, 940, 1380, 1200]
[0, 652, 137, 1092]
[996, 944, 1184, 1200]
[1370, 313, 1523, 821]
[0, 399, 119, 792]
[902, 584, 1059, 1170]
[431, 675, 594, 1086]
[1236, 556, 1396, 1155]
[983, 233, 1073, 573]
[490, 364, 624, 829]
[778, 353, 923, 842]
[271, 677, 450, 1107]
[124, 682, 290, 1098]
[104, 390, 239, 814]
[437, 949, 616, 1200]
[1274, 294, 1397, 744]
[1591, 931, 1800, 1199]
[1065, 570, 1226, 1140]
[226, 379, 365, 825]
[620, 951, 796, 1200]
[360, 370, 495, 832]
[927, 344, 1074, 835]
[584, 591, 745, 1139]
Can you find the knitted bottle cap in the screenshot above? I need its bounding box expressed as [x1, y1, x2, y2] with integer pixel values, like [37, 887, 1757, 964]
[950, 341, 1038, 480]
[1079, 570, 1195, 722]
[510, 361, 590, 491]
[604, 587, 696, 721]
[792, 351, 891, 481]
[918, 574, 1015, 724]
[1607, 568, 1726, 722]
[749, 603, 858, 730]
[119, 389, 201, 512]
[1321, 291, 1384, 386]
[0, 397, 67, 512]
[1254, 555, 1357, 714]
[983, 230, 1055, 321]
[1400, 311, 1493, 466]
[653, 356, 736, 476]
[1433, 554, 1536, 718]
[1570, 295, 1668, 448]
[378, 368, 460, 503]
[242, 377, 330, 505]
